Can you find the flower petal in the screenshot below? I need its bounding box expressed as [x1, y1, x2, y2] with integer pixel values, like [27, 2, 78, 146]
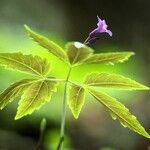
[106, 30, 112, 36]
[85, 16, 112, 44]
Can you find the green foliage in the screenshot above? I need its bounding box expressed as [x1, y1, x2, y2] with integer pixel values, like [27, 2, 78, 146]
[84, 72, 149, 90]
[24, 25, 68, 63]
[82, 52, 134, 65]
[15, 79, 58, 120]
[67, 84, 85, 119]
[0, 52, 51, 76]
[0, 79, 34, 109]
[0, 25, 149, 139]
[66, 42, 93, 65]
[88, 89, 150, 139]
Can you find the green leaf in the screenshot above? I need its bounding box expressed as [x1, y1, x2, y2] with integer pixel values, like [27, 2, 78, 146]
[68, 84, 85, 119]
[0, 52, 50, 76]
[84, 72, 149, 90]
[15, 79, 58, 120]
[66, 42, 93, 65]
[0, 79, 34, 109]
[24, 25, 68, 62]
[82, 52, 135, 65]
[89, 89, 150, 139]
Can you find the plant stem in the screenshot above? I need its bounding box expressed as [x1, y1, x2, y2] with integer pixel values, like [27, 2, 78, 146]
[83, 35, 90, 45]
[57, 66, 72, 150]
[36, 118, 46, 150]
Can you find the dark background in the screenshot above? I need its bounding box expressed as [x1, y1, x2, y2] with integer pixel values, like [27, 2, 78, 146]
[0, 0, 150, 150]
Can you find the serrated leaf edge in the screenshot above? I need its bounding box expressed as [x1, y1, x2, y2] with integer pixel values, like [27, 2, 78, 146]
[88, 89, 150, 139]
[0, 52, 51, 77]
[15, 79, 58, 120]
[83, 72, 149, 90]
[67, 85, 85, 119]
[24, 25, 69, 63]
[82, 52, 135, 65]
[0, 79, 36, 110]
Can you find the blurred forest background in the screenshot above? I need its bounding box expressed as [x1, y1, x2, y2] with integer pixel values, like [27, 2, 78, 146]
[0, 0, 150, 150]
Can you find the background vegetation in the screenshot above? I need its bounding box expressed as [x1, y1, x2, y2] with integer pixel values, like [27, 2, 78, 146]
[0, 0, 149, 149]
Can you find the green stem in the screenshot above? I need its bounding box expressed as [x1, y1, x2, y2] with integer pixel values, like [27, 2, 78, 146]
[36, 118, 46, 150]
[83, 35, 90, 45]
[57, 66, 72, 150]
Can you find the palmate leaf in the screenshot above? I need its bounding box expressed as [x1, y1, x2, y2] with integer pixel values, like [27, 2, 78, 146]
[89, 89, 150, 139]
[0, 79, 34, 110]
[82, 52, 135, 65]
[24, 25, 68, 62]
[68, 84, 85, 119]
[66, 42, 93, 65]
[84, 72, 149, 90]
[15, 79, 58, 120]
[0, 53, 51, 76]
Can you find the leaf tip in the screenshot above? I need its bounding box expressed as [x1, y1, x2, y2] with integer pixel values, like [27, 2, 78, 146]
[15, 112, 23, 120]
[142, 131, 150, 139]
[125, 51, 135, 60]
[0, 107, 3, 110]
[121, 51, 135, 62]
[24, 24, 30, 30]
[14, 115, 20, 120]
[143, 86, 150, 90]
[130, 52, 135, 56]
[0, 103, 4, 110]
[70, 108, 79, 119]
[24, 24, 32, 35]
[73, 113, 79, 119]
[137, 84, 150, 90]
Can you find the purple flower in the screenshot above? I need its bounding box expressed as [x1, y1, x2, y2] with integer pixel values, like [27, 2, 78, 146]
[85, 16, 112, 44]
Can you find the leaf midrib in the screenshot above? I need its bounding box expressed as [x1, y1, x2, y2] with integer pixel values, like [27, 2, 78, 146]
[87, 82, 139, 88]
[84, 54, 130, 63]
[74, 87, 83, 111]
[0, 55, 42, 76]
[19, 80, 44, 116]
[89, 90, 148, 136]
[72, 48, 81, 64]
[28, 30, 67, 61]
[0, 80, 33, 105]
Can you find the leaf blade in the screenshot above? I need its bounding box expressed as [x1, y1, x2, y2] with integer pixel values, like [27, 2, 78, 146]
[24, 25, 68, 62]
[15, 79, 58, 119]
[68, 84, 85, 119]
[0, 52, 51, 76]
[89, 89, 150, 139]
[84, 72, 149, 90]
[66, 42, 93, 65]
[0, 79, 34, 109]
[82, 52, 135, 65]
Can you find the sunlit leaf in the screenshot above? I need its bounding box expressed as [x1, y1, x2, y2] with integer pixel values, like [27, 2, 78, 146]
[66, 42, 93, 65]
[24, 25, 68, 62]
[15, 79, 58, 120]
[89, 89, 150, 139]
[0, 79, 34, 109]
[0, 52, 51, 76]
[68, 84, 85, 119]
[84, 72, 149, 90]
[82, 52, 134, 65]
